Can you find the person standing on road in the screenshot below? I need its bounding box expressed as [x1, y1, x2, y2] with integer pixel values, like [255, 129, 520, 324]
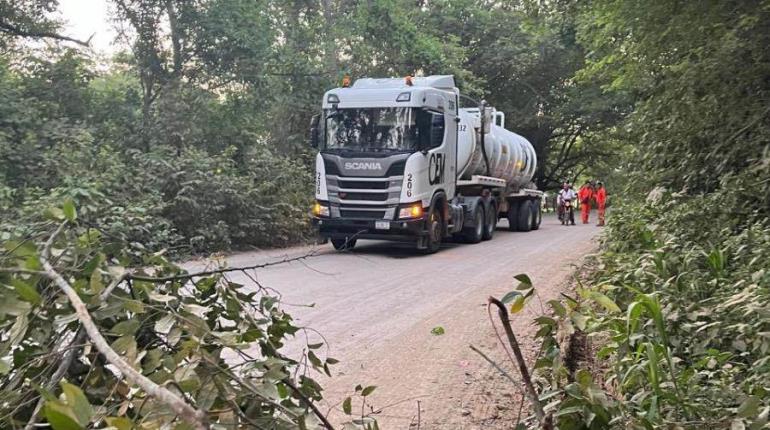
[578, 180, 594, 224]
[596, 181, 607, 226]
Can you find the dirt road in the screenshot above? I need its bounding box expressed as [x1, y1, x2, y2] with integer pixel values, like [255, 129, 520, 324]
[195, 214, 601, 429]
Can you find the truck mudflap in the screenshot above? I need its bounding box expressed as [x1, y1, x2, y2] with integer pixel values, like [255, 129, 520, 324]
[312, 216, 427, 243]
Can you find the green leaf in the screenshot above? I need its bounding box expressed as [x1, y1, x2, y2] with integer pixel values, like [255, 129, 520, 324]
[12, 278, 41, 305]
[44, 401, 83, 430]
[308, 350, 323, 368]
[509, 295, 526, 314]
[90, 269, 103, 295]
[111, 320, 141, 336]
[342, 397, 352, 415]
[154, 314, 175, 334]
[588, 291, 621, 313]
[548, 300, 567, 317]
[737, 396, 760, 418]
[0, 357, 11, 375]
[308, 342, 323, 349]
[61, 382, 92, 426]
[430, 326, 445, 335]
[44, 207, 65, 221]
[24, 255, 41, 270]
[63, 199, 77, 222]
[361, 385, 376, 397]
[501, 290, 522, 304]
[326, 357, 339, 365]
[105, 417, 133, 430]
[514, 273, 532, 289]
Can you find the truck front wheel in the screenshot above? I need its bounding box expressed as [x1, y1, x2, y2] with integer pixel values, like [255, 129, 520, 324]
[331, 238, 357, 251]
[420, 205, 443, 254]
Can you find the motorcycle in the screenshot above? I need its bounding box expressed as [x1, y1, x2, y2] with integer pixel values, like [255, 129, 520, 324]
[560, 199, 575, 225]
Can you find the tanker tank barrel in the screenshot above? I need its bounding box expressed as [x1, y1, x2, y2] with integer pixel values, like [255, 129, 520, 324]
[456, 107, 537, 190]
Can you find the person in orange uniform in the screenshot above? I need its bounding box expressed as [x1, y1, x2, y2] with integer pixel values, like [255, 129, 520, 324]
[578, 180, 594, 224]
[596, 181, 607, 226]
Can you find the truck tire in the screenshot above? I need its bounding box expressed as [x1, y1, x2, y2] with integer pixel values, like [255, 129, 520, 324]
[421, 204, 443, 254]
[517, 200, 533, 232]
[531, 200, 542, 230]
[482, 201, 496, 241]
[463, 205, 484, 244]
[507, 202, 519, 232]
[331, 238, 357, 251]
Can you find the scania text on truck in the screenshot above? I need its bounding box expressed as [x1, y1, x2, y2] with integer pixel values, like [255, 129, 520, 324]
[309, 75, 543, 253]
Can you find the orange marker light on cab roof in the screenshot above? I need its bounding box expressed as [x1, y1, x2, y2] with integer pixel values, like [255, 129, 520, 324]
[342, 75, 351, 88]
[405, 75, 414, 86]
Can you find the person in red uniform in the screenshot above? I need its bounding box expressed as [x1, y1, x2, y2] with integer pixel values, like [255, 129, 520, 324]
[596, 181, 607, 226]
[578, 180, 594, 224]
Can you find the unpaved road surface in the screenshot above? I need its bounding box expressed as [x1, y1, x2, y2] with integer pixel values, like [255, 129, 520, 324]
[191, 215, 601, 429]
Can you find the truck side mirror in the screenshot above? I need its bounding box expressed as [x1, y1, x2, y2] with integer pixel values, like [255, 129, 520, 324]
[309, 114, 320, 148]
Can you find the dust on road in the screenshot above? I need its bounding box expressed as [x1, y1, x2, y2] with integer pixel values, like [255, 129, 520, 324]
[191, 214, 602, 429]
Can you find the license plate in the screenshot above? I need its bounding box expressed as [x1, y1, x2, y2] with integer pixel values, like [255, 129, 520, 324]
[375, 220, 390, 230]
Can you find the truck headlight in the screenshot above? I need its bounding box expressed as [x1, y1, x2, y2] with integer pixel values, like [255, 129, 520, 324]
[312, 201, 330, 217]
[398, 203, 424, 219]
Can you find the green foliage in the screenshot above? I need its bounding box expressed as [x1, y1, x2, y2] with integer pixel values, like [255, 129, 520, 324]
[0, 213, 332, 428]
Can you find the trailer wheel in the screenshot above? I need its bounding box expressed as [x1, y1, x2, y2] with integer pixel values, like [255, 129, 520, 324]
[517, 200, 533, 232]
[507, 202, 519, 232]
[331, 238, 357, 251]
[463, 205, 484, 244]
[482, 201, 496, 241]
[420, 205, 443, 254]
[531, 200, 542, 230]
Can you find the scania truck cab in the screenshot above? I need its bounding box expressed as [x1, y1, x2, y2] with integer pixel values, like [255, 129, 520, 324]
[309, 75, 542, 253]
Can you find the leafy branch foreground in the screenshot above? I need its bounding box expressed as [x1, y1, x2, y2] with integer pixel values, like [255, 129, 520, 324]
[0, 207, 339, 429]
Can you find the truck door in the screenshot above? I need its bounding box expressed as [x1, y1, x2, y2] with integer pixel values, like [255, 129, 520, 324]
[400, 94, 457, 207]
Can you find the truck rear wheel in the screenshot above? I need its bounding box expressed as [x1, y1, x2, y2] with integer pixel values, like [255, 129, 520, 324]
[482, 202, 496, 241]
[531, 200, 542, 230]
[517, 200, 533, 232]
[463, 205, 484, 244]
[331, 238, 357, 251]
[507, 202, 519, 232]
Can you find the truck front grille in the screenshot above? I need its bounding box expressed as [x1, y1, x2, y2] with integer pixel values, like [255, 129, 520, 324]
[338, 179, 390, 190]
[339, 192, 388, 201]
[339, 210, 387, 219]
[326, 174, 403, 220]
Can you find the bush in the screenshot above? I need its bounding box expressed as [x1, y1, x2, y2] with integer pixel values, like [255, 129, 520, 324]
[526, 184, 770, 429]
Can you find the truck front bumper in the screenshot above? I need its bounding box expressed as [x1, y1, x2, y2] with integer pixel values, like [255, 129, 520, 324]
[312, 216, 427, 242]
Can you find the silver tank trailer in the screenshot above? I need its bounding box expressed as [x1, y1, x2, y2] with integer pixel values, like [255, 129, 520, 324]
[456, 108, 537, 189]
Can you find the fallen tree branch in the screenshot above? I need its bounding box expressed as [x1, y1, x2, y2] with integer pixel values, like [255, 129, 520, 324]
[488, 297, 547, 427]
[38, 223, 209, 430]
[126, 251, 318, 283]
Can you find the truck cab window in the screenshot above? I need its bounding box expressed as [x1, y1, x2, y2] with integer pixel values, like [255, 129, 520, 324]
[417, 110, 445, 150]
[429, 113, 445, 148]
[324, 107, 418, 152]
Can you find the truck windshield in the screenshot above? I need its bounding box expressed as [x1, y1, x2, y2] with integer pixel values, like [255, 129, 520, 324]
[323, 107, 419, 152]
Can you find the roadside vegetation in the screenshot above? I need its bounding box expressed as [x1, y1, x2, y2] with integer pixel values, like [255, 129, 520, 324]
[490, 1, 770, 429]
[1, 0, 768, 429]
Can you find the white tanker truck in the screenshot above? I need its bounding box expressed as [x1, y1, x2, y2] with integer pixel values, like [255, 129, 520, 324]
[309, 75, 543, 253]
